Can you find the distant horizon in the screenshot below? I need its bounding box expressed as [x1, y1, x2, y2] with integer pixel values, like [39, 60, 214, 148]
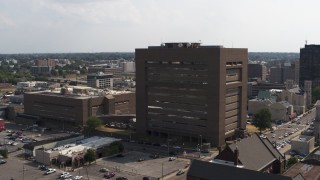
[1, 1, 320, 53]
[0, 51, 300, 55]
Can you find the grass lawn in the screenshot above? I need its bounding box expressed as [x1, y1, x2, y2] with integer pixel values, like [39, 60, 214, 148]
[246, 124, 271, 134]
[246, 124, 260, 133]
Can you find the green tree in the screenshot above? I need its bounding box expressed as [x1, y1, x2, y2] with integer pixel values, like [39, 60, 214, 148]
[51, 69, 58, 76]
[0, 149, 8, 158]
[84, 149, 96, 165]
[104, 141, 124, 155]
[85, 116, 102, 135]
[252, 108, 272, 133]
[312, 86, 320, 103]
[287, 156, 298, 168]
[86, 116, 102, 129]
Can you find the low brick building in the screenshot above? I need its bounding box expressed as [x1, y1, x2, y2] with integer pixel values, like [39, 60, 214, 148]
[23, 88, 135, 131]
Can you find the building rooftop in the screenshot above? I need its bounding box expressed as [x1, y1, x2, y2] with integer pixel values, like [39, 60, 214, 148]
[22, 134, 83, 150]
[214, 133, 285, 171]
[188, 160, 292, 180]
[46, 136, 121, 157]
[283, 162, 320, 180]
[25, 88, 133, 99]
[292, 135, 314, 142]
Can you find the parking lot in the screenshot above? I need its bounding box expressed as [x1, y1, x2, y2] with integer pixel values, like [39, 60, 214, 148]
[94, 151, 190, 180]
[1, 121, 190, 180]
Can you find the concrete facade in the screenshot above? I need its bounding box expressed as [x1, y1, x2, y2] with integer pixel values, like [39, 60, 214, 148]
[269, 102, 292, 122]
[291, 135, 315, 155]
[278, 89, 306, 114]
[135, 43, 248, 147]
[248, 64, 267, 81]
[248, 99, 273, 115]
[23, 90, 135, 131]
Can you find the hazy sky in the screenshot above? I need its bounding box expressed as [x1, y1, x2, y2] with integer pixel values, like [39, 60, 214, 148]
[1, 0, 320, 53]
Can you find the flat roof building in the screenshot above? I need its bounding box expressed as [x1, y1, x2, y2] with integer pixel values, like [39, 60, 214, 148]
[87, 72, 113, 89]
[135, 42, 248, 147]
[23, 88, 135, 131]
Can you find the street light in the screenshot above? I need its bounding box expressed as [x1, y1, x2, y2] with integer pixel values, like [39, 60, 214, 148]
[199, 135, 202, 150]
[167, 139, 171, 156]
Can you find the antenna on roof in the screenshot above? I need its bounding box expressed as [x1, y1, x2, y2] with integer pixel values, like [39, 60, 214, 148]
[305, 40, 308, 45]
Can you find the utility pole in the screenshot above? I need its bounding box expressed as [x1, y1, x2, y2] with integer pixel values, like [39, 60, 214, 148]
[167, 139, 170, 156]
[162, 162, 164, 180]
[22, 164, 25, 180]
[85, 166, 89, 180]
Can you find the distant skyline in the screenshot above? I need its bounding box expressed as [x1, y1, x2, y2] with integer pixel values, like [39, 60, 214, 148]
[1, 0, 320, 53]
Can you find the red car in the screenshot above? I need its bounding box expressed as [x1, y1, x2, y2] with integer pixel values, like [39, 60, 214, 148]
[104, 172, 115, 179]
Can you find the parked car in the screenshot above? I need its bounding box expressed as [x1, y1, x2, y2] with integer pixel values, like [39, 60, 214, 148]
[104, 172, 115, 179]
[116, 154, 125, 158]
[44, 168, 56, 175]
[169, 157, 176, 161]
[100, 168, 109, 172]
[39, 165, 48, 171]
[176, 169, 185, 176]
[138, 158, 145, 162]
[116, 177, 128, 180]
[201, 149, 210, 153]
[73, 176, 83, 180]
[0, 160, 7, 164]
[192, 148, 201, 152]
[61, 173, 72, 179]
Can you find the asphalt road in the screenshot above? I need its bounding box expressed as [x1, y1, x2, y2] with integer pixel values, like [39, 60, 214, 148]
[264, 108, 315, 154]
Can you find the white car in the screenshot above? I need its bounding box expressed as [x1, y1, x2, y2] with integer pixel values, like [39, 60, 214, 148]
[61, 174, 72, 179]
[169, 157, 176, 161]
[74, 176, 83, 179]
[60, 172, 71, 178]
[44, 168, 56, 175]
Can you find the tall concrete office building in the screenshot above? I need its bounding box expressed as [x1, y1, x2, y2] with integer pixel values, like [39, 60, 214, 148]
[300, 44, 320, 87]
[248, 64, 267, 81]
[135, 43, 248, 147]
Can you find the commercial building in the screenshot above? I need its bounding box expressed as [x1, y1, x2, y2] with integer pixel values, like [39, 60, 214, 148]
[23, 88, 135, 131]
[22, 135, 84, 157]
[291, 135, 315, 155]
[17, 81, 48, 88]
[278, 87, 306, 114]
[248, 63, 267, 81]
[300, 44, 320, 88]
[88, 65, 123, 78]
[31, 66, 52, 75]
[120, 61, 135, 73]
[269, 63, 297, 84]
[34, 136, 120, 166]
[135, 42, 248, 147]
[248, 82, 285, 98]
[87, 72, 113, 89]
[35, 59, 57, 67]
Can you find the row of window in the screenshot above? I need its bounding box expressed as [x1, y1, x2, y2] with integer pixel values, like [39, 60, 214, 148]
[146, 61, 208, 65]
